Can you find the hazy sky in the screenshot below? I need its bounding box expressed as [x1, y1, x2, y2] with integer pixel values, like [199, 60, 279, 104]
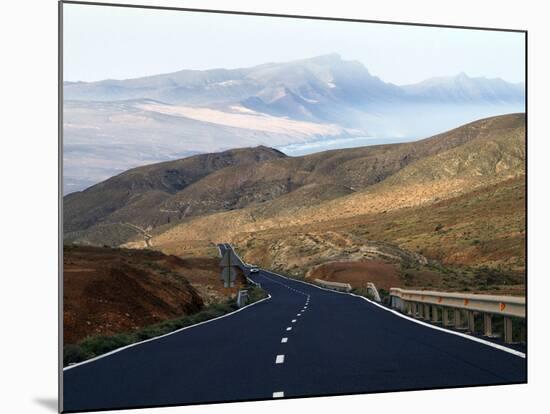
[63, 3, 525, 85]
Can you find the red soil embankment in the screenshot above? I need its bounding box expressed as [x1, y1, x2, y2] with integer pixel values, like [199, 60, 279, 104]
[307, 260, 401, 291]
[63, 246, 242, 344]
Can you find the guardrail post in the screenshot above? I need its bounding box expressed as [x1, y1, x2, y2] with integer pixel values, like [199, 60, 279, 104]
[483, 313, 493, 337]
[442, 308, 451, 326]
[424, 304, 431, 321]
[388, 287, 525, 342]
[467, 311, 476, 333]
[431, 306, 439, 323]
[454, 309, 462, 329]
[504, 317, 513, 344]
[236, 290, 249, 308]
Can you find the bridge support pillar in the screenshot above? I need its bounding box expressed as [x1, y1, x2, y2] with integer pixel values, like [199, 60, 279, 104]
[504, 316, 513, 344]
[483, 313, 493, 337]
[431, 306, 439, 323]
[442, 308, 451, 326]
[417, 303, 423, 319]
[467, 311, 476, 333]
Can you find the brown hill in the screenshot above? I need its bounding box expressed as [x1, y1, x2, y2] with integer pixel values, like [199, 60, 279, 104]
[146, 114, 524, 247]
[64, 146, 287, 244]
[63, 246, 243, 344]
[140, 114, 525, 293]
[232, 176, 526, 295]
[65, 114, 525, 248]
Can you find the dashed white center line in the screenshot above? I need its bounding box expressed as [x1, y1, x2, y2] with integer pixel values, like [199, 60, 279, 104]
[273, 391, 284, 398]
[286, 327, 292, 331]
[297, 313, 301, 316]
[291, 319, 297, 323]
[281, 337, 288, 343]
[275, 354, 285, 364]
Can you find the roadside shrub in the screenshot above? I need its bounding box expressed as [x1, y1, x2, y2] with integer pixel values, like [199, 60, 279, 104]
[80, 333, 134, 356]
[63, 344, 92, 366]
[64, 283, 269, 367]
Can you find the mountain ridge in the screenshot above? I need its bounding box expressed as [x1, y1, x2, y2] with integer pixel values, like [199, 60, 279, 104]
[63, 54, 525, 193]
[64, 54, 523, 106]
[64, 113, 525, 250]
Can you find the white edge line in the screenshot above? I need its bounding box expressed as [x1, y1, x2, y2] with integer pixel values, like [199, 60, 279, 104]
[235, 248, 524, 359]
[66, 246, 271, 371]
[64, 291, 272, 371]
[263, 270, 525, 359]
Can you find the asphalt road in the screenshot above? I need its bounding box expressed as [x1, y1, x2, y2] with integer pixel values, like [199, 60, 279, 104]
[63, 244, 526, 412]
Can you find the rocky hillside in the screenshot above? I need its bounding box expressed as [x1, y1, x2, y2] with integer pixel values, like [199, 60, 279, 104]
[65, 114, 524, 247]
[63, 246, 244, 344]
[64, 146, 286, 245]
[140, 114, 525, 292]
[135, 114, 524, 244]
[64, 113, 525, 293]
[232, 176, 526, 295]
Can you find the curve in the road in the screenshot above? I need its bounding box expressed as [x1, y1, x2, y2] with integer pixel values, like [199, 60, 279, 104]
[62, 247, 526, 412]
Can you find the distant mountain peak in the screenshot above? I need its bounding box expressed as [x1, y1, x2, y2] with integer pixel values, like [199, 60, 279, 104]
[307, 53, 343, 63]
[454, 72, 472, 82]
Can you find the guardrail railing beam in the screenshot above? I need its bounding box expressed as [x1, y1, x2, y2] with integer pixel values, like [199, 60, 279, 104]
[389, 287, 525, 344]
[314, 279, 352, 292]
[389, 288, 525, 318]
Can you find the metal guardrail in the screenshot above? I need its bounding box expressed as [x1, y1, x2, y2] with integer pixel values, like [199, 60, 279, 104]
[314, 279, 352, 292]
[236, 290, 249, 308]
[219, 245, 247, 288]
[366, 282, 382, 303]
[389, 288, 525, 344]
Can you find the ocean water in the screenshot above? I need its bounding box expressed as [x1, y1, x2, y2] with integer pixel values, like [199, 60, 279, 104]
[277, 136, 417, 156]
[277, 103, 525, 157]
